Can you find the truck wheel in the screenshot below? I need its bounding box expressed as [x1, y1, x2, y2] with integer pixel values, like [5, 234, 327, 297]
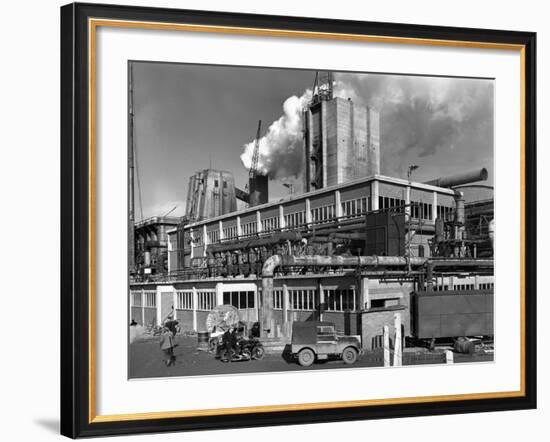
[342, 347, 358, 365]
[298, 348, 315, 367]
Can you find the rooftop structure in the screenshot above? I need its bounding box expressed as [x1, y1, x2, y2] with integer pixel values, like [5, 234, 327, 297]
[133, 216, 182, 277]
[185, 169, 238, 223]
[303, 93, 380, 191]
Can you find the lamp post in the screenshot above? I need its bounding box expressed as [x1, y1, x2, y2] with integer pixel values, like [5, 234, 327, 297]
[407, 164, 419, 181]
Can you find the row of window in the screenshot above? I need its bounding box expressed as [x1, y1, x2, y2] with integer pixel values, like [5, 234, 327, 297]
[378, 196, 405, 211]
[433, 282, 494, 291]
[175, 290, 257, 311]
[130, 291, 157, 308]
[454, 283, 475, 290]
[284, 211, 306, 228]
[212, 179, 228, 189]
[191, 231, 204, 247]
[437, 205, 454, 221]
[289, 289, 317, 311]
[241, 221, 257, 237]
[311, 204, 336, 224]
[223, 291, 255, 309]
[261, 216, 280, 232]
[197, 291, 216, 311]
[378, 197, 453, 222]
[206, 230, 219, 244]
[174, 290, 217, 311]
[176, 291, 193, 310]
[139, 286, 430, 312]
[411, 201, 433, 221]
[341, 197, 369, 218]
[191, 201, 456, 246]
[272, 288, 359, 312]
[222, 225, 238, 241]
[324, 289, 360, 312]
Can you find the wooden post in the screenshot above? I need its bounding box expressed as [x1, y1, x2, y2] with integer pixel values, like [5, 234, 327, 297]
[192, 287, 198, 332]
[283, 284, 289, 335]
[394, 313, 402, 367]
[383, 325, 390, 367]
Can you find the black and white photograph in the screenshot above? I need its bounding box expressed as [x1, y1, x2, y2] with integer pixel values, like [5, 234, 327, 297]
[128, 63, 495, 378]
[0, 0, 543, 439]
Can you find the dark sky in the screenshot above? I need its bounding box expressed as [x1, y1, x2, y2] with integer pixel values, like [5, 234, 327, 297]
[132, 61, 494, 219]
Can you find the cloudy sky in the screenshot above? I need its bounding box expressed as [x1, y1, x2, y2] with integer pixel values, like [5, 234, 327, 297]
[131, 61, 494, 219]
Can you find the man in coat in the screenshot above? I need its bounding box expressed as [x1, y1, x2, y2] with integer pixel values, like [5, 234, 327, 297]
[159, 327, 176, 366]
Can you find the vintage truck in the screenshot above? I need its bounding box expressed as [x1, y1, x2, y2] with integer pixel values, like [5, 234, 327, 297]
[291, 321, 362, 367]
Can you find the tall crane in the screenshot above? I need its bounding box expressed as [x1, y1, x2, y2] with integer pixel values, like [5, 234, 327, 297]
[249, 119, 262, 182]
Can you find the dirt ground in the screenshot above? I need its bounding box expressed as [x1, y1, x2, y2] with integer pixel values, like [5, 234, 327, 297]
[128, 334, 493, 379]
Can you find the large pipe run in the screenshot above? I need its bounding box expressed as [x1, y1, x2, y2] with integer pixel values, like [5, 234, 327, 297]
[425, 168, 488, 188]
[274, 255, 428, 271]
[425, 258, 494, 290]
[261, 254, 494, 337]
[261, 255, 426, 337]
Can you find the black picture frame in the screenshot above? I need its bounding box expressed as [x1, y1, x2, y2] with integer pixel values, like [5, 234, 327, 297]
[60, 2, 537, 438]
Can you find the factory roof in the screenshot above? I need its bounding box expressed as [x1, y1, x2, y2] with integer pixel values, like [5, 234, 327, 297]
[184, 173, 456, 229]
[134, 216, 182, 229]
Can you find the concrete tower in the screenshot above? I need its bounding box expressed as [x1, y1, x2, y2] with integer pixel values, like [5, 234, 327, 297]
[303, 96, 380, 192]
[185, 169, 237, 222]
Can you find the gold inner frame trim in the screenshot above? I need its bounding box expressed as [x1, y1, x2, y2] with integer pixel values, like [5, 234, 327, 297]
[87, 17, 527, 424]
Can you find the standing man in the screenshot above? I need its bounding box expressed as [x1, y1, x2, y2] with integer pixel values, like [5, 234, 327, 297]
[159, 326, 177, 366]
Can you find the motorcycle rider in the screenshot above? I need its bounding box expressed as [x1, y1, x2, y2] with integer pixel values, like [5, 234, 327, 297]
[222, 326, 238, 361]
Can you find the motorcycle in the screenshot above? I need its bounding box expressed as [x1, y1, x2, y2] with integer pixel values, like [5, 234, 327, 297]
[239, 337, 265, 360]
[216, 331, 265, 362]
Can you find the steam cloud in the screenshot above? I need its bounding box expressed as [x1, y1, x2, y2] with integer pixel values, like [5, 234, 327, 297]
[335, 74, 494, 177]
[240, 73, 493, 180]
[240, 89, 312, 179]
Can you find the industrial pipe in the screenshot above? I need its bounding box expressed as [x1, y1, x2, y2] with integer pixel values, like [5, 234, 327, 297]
[453, 190, 466, 240]
[261, 254, 494, 335]
[260, 254, 428, 338]
[260, 255, 282, 337]
[424, 168, 488, 188]
[425, 258, 494, 290]
[277, 255, 427, 269]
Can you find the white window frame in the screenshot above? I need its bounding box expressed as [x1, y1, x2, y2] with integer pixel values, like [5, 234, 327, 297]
[176, 290, 194, 310]
[207, 229, 220, 244]
[130, 290, 142, 307]
[273, 289, 283, 310]
[143, 291, 156, 308]
[261, 216, 280, 232]
[311, 204, 335, 224]
[341, 197, 369, 218]
[323, 288, 357, 312]
[197, 290, 216, 311]
[288, 289, 316, 311]
[222, 225, 238, 241]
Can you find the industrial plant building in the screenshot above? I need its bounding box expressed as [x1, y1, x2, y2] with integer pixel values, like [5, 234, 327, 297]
[129, 71, 494, 350]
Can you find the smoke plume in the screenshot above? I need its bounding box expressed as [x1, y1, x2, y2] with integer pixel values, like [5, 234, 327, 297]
[240, 72, 493, 180]
[240, 89, 311, 179]
[335, 74, 494, 177]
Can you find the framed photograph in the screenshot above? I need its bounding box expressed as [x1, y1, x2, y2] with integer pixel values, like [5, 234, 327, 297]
[60, 2, 536, 438]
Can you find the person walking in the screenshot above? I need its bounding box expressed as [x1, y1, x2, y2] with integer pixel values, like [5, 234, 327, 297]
[159, 326, 176, 366]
